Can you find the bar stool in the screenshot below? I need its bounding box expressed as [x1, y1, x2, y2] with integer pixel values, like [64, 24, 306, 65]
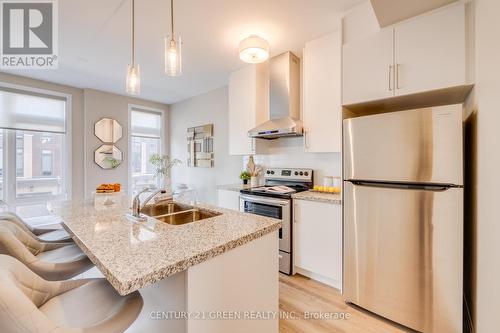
[0, 255, 143, 333]
[0, 221, 93, 280]
[0, 211, 72, 243]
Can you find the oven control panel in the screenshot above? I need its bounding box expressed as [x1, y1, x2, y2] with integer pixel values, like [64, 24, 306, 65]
[264, 168, 313, 182]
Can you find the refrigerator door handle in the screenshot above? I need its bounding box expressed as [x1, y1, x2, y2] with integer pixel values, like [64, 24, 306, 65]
[349, 180, 459, 192]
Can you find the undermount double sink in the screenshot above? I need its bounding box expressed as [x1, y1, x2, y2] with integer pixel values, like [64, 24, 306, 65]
[140, 202, 220, 225]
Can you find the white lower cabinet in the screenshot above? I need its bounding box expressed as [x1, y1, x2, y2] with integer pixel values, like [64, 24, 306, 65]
[293, 199, 342, 290]
[217, 189, 241, 211]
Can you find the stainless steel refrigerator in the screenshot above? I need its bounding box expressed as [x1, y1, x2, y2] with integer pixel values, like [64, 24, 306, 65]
[343, 104, 463, 333]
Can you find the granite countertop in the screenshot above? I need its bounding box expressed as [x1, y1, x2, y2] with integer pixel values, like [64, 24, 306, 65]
[48, 197, 281, 296]
[217, 183, 253, 192]
[292, 190, 342, 204]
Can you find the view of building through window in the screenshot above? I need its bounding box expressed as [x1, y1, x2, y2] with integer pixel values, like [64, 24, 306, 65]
[15, 131, 64, 200]
[130, 108, 163, 194]
[131, 136, 160, 191]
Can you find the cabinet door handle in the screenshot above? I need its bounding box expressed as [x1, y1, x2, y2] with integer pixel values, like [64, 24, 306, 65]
[251, 139, 255, 152]
[388, 65, 394, 91]
[396, 63, 401, 90]
[303, 130, 308, 149]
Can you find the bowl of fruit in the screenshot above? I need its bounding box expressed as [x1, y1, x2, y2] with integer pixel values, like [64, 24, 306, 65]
[96, 183, 121, 193]
[312, 185, 341, 194]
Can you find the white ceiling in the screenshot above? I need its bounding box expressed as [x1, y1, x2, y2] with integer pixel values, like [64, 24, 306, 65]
[2, 0, 365, 104]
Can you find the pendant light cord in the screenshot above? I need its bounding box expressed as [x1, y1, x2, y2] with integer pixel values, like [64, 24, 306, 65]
[170, 0, 175, 39]
[132, 0, 135, 65]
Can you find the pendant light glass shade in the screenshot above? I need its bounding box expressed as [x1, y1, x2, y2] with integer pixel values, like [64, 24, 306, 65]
[165, 36, 182, 76]
[239, 35, 270, 64]
[126, 64, 140, 95]
[126, 0, 140, 95]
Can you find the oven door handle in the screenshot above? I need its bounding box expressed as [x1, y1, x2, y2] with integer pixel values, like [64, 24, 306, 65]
[240, 194, 290, 207]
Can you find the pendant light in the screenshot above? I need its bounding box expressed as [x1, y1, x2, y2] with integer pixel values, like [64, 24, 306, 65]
[239, 35, 270, 64]
[165, 0, 182, 76]
[126, 0, 140, 95]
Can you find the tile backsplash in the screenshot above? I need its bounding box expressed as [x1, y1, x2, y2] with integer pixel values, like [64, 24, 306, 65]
[243, 137, 341, 186]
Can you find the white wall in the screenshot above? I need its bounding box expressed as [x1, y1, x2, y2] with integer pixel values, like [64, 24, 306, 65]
[169, 87, 242, 205]
[469, 0, 500, 332]
[83, 89, 168, 196]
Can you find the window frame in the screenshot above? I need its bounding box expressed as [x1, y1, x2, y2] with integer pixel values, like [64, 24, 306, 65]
[128, 104, 166, 196]
[0, 82, 72, 205]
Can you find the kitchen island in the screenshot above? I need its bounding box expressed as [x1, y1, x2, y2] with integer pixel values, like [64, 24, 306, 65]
[48, 196, 281, 333]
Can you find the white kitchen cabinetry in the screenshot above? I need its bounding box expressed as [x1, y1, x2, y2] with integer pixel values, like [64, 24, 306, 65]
[394, 3, 465, 96]
[293, 199, 342, 290]
[343, 3, 467, 105]
[228, 64, 268, 155]
[217, 189, 241, 211]
[343, 28, 395, 105]
[303, 30, 343, 153]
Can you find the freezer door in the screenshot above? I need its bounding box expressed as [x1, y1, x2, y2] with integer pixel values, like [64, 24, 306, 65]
[344, 181, 463, 333]
[343, 104, 463, 185]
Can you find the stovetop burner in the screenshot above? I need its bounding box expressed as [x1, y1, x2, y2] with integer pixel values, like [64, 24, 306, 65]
[240, 168, 313, 199]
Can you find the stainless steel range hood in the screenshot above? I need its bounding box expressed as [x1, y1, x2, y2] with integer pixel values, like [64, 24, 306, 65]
[248, 52, 302, 139]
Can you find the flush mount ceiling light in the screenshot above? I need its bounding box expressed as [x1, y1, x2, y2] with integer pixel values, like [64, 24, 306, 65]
[239, 35, 270, 64]
[165, 0, 182, 76]
[126, 0, 140, 95]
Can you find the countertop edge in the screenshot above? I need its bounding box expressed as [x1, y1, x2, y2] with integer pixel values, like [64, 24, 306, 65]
[291, 191, 342, 204]
[120, 221, 281, 295]
[63, 224, 126, 294]
[66, 219, 282, 296]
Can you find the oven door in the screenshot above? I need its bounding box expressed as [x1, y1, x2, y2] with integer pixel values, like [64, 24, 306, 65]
[240, 194, 291, 253]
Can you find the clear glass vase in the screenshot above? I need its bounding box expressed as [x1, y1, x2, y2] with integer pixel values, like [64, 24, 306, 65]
[159, 175, 171, 191]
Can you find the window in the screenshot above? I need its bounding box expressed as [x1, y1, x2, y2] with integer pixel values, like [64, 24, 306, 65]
[129, 107, 163, 195]
[0, 86, 69, 204]
[41, 149, 53, 176]
[16, 133, 24, 177]
[15, 132, 63, 199]
[41, 133, 54, 144]
[0, 130, 3, 202]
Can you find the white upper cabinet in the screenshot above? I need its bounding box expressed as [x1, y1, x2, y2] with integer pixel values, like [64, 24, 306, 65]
[303, 30, 343, 153]
[343, 28, 395, 105]
[342, 3, 467, 105]
[394, 3, 465, 96]
[228, 64, 269, 155]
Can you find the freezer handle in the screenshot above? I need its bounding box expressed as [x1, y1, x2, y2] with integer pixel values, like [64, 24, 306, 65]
[348, 180, 460, 192]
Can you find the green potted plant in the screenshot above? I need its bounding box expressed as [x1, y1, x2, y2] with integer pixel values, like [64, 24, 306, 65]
[103, 156, 121, 169]
[240, 171, 251, 185]
[149, 154, 182, 190]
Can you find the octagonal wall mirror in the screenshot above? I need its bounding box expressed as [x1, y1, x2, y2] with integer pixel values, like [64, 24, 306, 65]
[94, 145, 123, 169]
[95, 118, 123, 143]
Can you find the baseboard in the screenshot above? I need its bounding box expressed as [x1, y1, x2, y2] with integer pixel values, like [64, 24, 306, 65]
[295, 267, 342, 291]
